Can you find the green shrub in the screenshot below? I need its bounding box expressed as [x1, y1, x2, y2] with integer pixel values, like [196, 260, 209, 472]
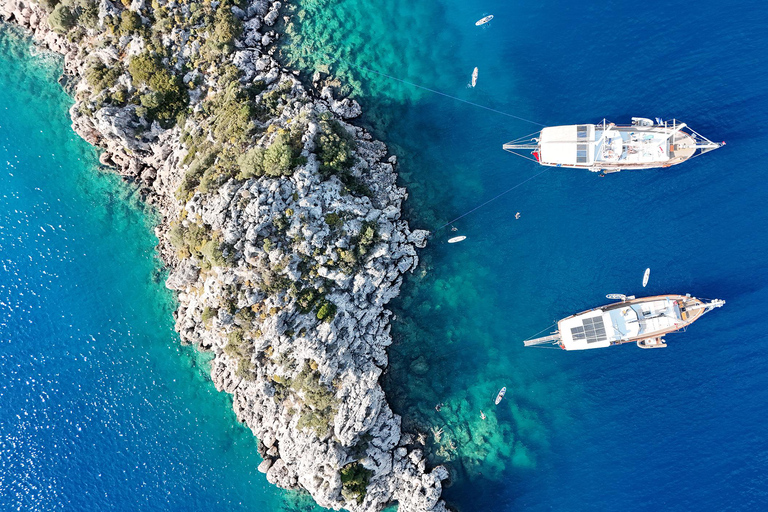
[340, 463, 372, 504]
[210, 6, 242, 53]
[316, 299, 337, 323]
[129, 52, 188, 124]
[201, 239, 228, 267]
[85, 61, 124, 94]
[356, 221, 378, 257]
[261, 272, 291, 296]
[224, 329, 254, 379]
[209, 82, 255, 146]
[236, 147, 264, 180]
[324, 213, 343, 230]
[235, 307, 255, 325]
[296, 287, 319, 313]
[76, 0, 99, 28]
[48, 4, 76, 34]
[266, 131, 305, 177]
[260, 81, 293, 117]
[168, 222, 211, 259]
[336, 248, 358, 274]
[292, 364, 337, 437]
[201, 307, 218, 325]
[128, 52, 158, 85]
[40, 0, 60, 12]
[316, 115, 355, 177]
[272, 213, 289, 232]
[118, 9, 142, 35]
[147, 68, 188, 123]
[176, 149, 217, 199]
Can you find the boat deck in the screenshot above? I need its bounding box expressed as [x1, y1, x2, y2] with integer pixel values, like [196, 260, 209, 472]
[606, 298, 683, 339]
[594, 127, 678, 165]
[536, 123, 704, 170]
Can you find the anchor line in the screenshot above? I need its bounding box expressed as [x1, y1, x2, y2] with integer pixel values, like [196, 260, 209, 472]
[344, 59, 546, 127]
[524, 323, 558, 342]
[437, 166, 552, 231]
[292, 42, 552, 232]
[299, 43, 547, 127]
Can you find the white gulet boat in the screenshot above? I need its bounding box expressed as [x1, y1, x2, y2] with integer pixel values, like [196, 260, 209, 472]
[503, 118, 724, 173]
[524, 294, 725, 350]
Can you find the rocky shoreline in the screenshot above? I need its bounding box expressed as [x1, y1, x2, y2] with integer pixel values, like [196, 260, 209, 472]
[0, 1, 449, 510]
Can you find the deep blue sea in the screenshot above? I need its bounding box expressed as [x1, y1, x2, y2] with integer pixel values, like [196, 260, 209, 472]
[2, 0, 768, 510]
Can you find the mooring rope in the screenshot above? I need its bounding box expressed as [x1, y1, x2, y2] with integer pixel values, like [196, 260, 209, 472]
[299, 41, 547, 128]
[523, 323, 558, 342]
[343, 59, 547, 127]
[294, 42, 552, 233]
[437, 166, 552, 231]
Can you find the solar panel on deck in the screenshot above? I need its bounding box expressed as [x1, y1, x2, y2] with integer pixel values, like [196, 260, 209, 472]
[570, 316, 607, 343]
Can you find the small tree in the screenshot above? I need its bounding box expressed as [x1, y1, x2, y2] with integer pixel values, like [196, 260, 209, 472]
[316, 300, 337, 323]
[236, 147, 264, 180]
[128, 52, 160, 85]
[340, 463, 372, 504]
[118, 9, 142, 35]
[48, 4, 76, 34]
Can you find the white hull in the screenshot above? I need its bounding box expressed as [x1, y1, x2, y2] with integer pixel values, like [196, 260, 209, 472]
[504, 119, 723, 173]
[524, 294, 724, 350]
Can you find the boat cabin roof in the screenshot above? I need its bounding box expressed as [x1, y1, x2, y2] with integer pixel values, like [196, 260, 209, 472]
[559, 297, 684, 350]
[538, 124, 674, 167]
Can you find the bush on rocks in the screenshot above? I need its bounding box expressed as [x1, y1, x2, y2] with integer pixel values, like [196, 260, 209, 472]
[209, 81, 255, 146]
[224, 329, 254, 378]
[315, 114, 372, 196]
[48, 4, 76, 34]
[129, 52, 188, 125]
[236, 130, 305, 180]
[340, 462, 372, 505]
[118, 9, 142, 36]
[324, 212, 343, 230]
[296, 286, 320, 313]
[40, 0, 60, 12]
[85, 61, 124, 94]
[260, 81, 294, 118]
[355, 220, 379, 257]
[293, 364, 337, 437]
[316, 114, 355, 178]
[315, 299, 337, 323]
[168, 221, 210, 260]
[201, 307, 218, 325]
[200, 239, 228, 268]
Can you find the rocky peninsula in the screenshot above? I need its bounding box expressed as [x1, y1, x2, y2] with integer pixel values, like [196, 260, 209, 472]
[0, 0, 449, 510]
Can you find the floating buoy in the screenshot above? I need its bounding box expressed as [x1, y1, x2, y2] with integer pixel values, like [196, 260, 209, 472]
[448, 236, 467, 243]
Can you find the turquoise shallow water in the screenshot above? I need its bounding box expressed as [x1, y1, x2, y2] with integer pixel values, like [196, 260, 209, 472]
[0, 26, 323, 512]
[283, 0, 768, 510]
[3, 0, 768, 509]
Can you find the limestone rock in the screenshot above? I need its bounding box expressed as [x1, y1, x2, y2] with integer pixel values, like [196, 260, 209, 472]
[0, 0, 446, 510]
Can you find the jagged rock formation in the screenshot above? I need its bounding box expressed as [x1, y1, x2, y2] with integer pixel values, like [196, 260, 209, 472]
[1, 0, 450, 510]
